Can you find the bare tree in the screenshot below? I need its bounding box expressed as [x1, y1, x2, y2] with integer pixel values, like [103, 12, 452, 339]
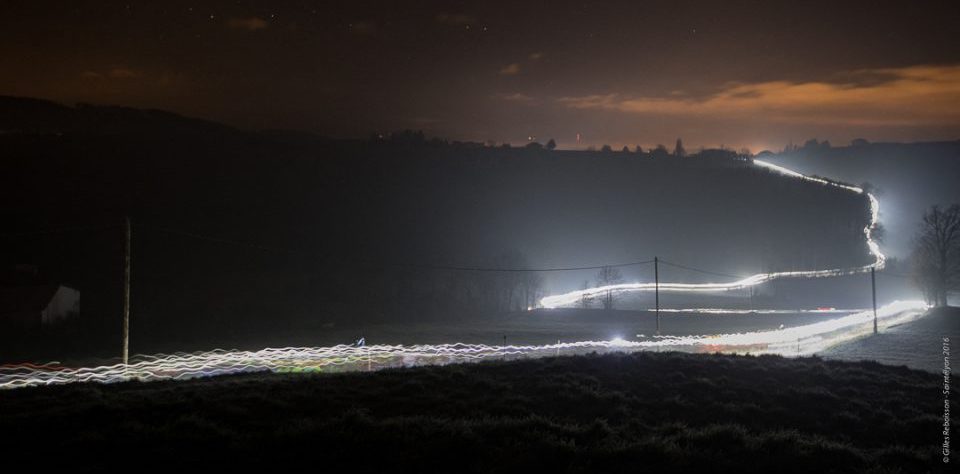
[673, 138, 686, 158]
[521, 271, 543, 310]
[579, 280, 593, 308]
[911, 204, 960, 306]
[479, 250, 543, 312]
[651, 144, 669, 159]
[595, 266, 624, 310]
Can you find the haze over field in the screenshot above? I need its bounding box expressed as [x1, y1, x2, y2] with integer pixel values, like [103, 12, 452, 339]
[0, 98, 947, 368]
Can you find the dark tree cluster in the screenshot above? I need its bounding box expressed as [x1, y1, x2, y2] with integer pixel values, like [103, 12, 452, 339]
[911, 204, 960, 306]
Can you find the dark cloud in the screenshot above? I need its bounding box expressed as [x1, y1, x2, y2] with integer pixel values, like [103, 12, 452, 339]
[559, 65, 960, 128]
[436, 13, 475, 25]
[348, 20, 377, 35]
[227, 17, 268, 31]
[79, 67, 143, 80]
[499, 63, 521, 76]
[1, 0, 957, 146]
[494, 92, 536, 104]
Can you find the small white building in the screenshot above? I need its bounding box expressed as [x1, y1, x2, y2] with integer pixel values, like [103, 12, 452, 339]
[0, 285, 80, 329]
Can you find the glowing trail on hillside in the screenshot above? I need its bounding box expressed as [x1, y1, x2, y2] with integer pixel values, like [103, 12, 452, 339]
[0, 159, 907, 391]
[645, 307, 865, 315]
[538, 159, 886, 308]
[0, 301, 928, 390]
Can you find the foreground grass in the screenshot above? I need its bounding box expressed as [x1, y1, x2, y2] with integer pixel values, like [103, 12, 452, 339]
[0, 352, 953, 473]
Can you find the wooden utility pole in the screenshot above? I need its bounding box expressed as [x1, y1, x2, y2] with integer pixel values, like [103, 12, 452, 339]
[655, 257, 660, 336]
[871, 267, 877, 335]
[122, 216, 131, 365]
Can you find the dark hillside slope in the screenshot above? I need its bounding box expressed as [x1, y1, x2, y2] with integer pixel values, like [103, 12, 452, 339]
[769, 140, 960, 257]
[0, 99, 873, 359]
[0, 95, 238, 136]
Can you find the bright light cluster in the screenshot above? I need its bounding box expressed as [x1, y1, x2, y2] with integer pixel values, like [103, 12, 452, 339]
[538, 159, 886, 308]
[0, 301, 926, 390]
[640, 300, 926, 356]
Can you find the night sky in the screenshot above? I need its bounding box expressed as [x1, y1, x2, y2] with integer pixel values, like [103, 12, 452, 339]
[2, 0, 959, 149]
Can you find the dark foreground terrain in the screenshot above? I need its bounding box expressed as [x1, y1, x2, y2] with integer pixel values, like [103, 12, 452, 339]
[1, 352, 954, 473]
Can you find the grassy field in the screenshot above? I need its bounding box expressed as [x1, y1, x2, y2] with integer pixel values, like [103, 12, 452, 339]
[823, 307, 960, 372]
[1, 350, 953, 473]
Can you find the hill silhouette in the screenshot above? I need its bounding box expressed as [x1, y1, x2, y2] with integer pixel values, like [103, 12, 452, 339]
[0, 95, 240, 137]
[769, 139, 960, 257]
[1, 98, 875, 361]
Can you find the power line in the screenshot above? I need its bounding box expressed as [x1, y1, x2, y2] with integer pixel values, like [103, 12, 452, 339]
[149, 224, 655, 273]
[412, 259, 655, 273]
[0, 221, 915, 281]
[0, 223, 120, 239]
[657, 259, 747, 279]
[151, 226, 295, 255]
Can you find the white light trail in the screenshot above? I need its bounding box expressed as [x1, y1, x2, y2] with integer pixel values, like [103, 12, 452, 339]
[0, 300, 927, 390]
[644, 307, 866, 315]
[0, 159, 904, 391]
[640, 300, 926, 356]
[538, 159, 886, 308]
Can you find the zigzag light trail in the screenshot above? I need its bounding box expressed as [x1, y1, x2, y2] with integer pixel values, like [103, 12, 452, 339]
[0, 300, 929, 390]
[0, 159, 919, 390]
[538, 159, 887, 308]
